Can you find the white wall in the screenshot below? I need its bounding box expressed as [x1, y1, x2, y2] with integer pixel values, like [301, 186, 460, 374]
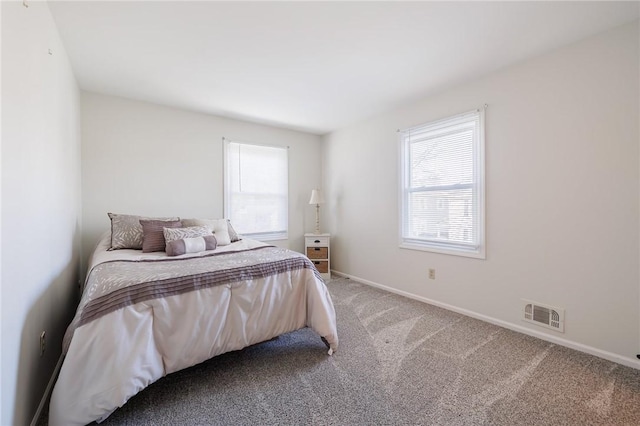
[0, 1, 4, 422]
[323, 22, 640, 365]
[1, 1, 82, 425]
[0, 2, 4, 422]
[81, 92, 322, 266]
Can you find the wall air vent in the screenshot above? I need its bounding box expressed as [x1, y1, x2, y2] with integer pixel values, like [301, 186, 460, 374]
[522, 299, 564, 333]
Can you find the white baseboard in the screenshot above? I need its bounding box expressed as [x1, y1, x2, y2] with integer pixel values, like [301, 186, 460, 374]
[331, 270, 640, 370]
[30, 354, 64, 426]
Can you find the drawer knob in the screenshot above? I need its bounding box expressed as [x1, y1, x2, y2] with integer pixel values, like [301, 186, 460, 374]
[314, 240, 320, 243]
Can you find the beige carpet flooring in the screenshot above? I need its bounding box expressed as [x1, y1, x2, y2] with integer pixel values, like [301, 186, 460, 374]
[39, 276, 640, 425]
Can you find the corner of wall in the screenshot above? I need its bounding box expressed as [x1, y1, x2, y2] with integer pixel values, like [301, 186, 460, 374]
[1, 1, 83, 424]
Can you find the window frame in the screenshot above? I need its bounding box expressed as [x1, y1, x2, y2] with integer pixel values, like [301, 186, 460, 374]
[223, 138, 289, 241]
[398, 109, 486, 259]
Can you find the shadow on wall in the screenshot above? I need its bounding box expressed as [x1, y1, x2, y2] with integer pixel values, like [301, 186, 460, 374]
[331, 189, 348, 271]
[81, 229, 104, 283]
[13, 233, 81, 425]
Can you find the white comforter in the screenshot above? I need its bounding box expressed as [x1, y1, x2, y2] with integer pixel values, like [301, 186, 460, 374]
[49, 235, 339, 426]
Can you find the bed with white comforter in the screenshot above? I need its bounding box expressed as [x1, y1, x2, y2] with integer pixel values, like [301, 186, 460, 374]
[49, 234, 339, 426]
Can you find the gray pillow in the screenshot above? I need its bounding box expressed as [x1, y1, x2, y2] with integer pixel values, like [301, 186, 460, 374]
[108, 213, 180, 250]
[140, 219, 182, 253]
[227, 220, 240, 242]
[166, 235, 217, 256]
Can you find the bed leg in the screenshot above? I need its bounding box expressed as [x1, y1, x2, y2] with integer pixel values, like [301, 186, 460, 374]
[320, 336, 333, 355]
[320, 336, 330, 348]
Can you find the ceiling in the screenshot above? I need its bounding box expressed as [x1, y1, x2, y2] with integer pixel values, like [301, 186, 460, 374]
[48, 1, 639, 135]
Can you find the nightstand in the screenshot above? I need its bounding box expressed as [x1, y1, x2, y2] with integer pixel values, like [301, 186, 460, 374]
[304, 233, 330, 280]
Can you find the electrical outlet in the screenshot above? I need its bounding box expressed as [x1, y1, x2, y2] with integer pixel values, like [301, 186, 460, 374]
[428, 268, 436, 280]
[40, 331, 46, 356]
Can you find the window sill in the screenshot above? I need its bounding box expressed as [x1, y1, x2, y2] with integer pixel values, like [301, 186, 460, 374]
[399, 242, 485, 259]
[243, 233, 288, 242]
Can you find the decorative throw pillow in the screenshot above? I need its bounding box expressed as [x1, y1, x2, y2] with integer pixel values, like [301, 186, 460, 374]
[140, 219, 183, 253]
[227, 220, 240, 242]
[182, 219, 234, 246]
[166, 235, 217, 257]
[108, 213, 179, 250]
[163, 225, 212, 245]
[181, 218, 240, 243]
[210, 219, 231, 245]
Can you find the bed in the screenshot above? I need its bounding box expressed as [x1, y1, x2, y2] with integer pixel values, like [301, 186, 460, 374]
[48, 231, 339, 426]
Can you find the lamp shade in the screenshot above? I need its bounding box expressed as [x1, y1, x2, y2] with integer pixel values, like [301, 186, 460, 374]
[309, 189, 324, 205]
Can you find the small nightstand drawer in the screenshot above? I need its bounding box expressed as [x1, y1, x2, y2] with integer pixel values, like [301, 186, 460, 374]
[311, 260, 329, 273]
[307, 247, 328, 259]
[305, 236, 329, 247]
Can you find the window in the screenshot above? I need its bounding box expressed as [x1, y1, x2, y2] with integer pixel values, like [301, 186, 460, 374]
[399, 109, 485, 258]
[224, 139, 288, 240]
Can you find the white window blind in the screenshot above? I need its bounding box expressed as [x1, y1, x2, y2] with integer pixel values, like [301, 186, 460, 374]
[400, 109, 485, 258]
[224, 140, 288, 240]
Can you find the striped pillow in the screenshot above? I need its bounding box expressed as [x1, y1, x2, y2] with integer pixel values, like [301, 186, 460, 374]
[139, 219, 182, 253]
[166, 235, 217, 256]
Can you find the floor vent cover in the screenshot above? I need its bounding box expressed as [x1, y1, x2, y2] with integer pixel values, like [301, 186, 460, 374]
[522, 299, 564, 333]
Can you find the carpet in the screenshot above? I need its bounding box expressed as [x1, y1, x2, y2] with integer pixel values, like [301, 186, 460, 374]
[40, 277, 640, 425]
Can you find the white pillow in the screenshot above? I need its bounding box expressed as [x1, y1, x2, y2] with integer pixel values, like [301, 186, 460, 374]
[210, 219, 231, 245]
